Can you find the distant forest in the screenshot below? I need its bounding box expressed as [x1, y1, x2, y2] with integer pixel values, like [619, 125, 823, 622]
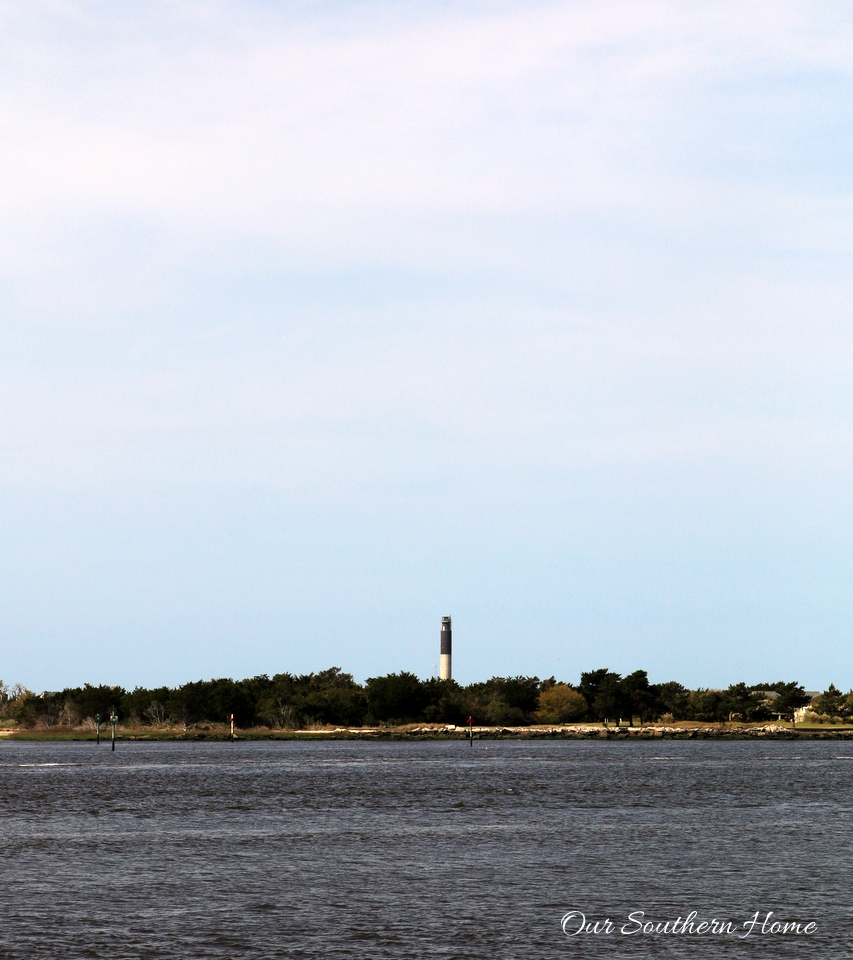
[2, 670, 851, 729]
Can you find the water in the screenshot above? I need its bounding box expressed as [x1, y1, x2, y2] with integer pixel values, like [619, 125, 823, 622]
[1, 738, 851, 959]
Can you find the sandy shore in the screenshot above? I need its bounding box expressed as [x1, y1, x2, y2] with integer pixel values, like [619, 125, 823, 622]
[2, 721, 852, 740]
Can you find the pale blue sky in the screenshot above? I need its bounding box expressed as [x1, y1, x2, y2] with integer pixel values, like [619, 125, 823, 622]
[2, 1, 852, 690]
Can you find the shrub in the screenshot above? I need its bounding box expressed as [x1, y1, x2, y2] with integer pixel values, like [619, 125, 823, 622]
[536, 684, 587, 724]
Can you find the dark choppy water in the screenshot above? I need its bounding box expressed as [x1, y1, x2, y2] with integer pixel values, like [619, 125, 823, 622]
[1, 739, 851, 959]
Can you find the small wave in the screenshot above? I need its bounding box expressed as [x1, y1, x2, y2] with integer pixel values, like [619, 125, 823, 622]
[18, 762, 79, 767]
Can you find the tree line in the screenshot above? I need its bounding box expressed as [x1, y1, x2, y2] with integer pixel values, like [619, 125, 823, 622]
[1, 670, 851, 730]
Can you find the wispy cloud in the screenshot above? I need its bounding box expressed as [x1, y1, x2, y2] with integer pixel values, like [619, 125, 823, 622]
[2, 2, 852, 686]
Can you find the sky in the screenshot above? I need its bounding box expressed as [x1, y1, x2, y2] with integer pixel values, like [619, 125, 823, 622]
[1, 1, 852, 691]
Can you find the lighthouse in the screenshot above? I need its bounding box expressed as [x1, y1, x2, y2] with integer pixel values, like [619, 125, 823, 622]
[440, 616, 452, 680]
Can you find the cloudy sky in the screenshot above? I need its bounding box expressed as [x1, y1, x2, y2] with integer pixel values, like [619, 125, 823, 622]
[2, 1, 852, 690]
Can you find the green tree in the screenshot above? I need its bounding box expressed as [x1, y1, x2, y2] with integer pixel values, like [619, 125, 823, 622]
[773, 681, 811, 718]
[813, 684, 843, 717]
[68, 684, 127, 722]
[621, 670, 657, 724]
[498, 676, 541, 718]
[365, 672, 428, 724]
[463, 677, 542, 725]
[655, 681, 690, 719]
[6, 686, 38, 726]
[588, 673, 626, 722]
[722, 682, 768, 722]
[687, 689, 728, 722]
[536, 684, 587, 723]
[578, 669, 624, 721]
[301, 686, 368, 726]
[422, 679, 469, 724]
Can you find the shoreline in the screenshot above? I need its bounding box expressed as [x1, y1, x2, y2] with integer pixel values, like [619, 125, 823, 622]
[3, 721, 853, 741]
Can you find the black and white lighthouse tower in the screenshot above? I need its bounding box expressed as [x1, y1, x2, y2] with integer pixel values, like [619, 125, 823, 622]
[440, 616, 452, 680]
